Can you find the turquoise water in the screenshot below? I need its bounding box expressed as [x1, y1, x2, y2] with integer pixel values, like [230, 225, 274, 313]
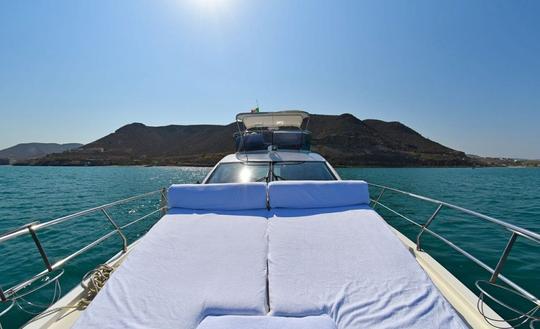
[0, 166, 538, 327]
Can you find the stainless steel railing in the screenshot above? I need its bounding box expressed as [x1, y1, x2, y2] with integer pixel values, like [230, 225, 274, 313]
[368, 182, 539, 327]
[0, 188, 168, 303]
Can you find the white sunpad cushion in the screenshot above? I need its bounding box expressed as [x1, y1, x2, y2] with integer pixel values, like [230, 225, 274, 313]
[267, 207, 468, 329]
[197, 315, 337, 329]
[168, 183, 267, 210]
[268, 181, 370, 209]
[73, 210, 269, 329]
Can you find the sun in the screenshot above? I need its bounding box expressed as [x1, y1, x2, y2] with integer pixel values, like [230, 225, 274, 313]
[181, 0, 235, 17]
[193, 0, 229, 9]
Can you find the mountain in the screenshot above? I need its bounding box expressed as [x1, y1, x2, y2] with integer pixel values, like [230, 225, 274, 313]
[0, 143, 83, 162]
[23, 114, 473, 167]
[308, 114, 471, 166]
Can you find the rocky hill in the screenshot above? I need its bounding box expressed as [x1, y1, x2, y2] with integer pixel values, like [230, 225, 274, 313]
[0, 143, 83, 162]
[308, 114, 470, 166]
[23, 114, 473, 167]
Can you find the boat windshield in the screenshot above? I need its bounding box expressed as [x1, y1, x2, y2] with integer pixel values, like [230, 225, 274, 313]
[206, 162, 270, 183]
[206, 161, 336, 183]
[272, 161, 335, 181]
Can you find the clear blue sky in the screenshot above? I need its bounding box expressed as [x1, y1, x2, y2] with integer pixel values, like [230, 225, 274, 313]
[1, 0, 539, 158]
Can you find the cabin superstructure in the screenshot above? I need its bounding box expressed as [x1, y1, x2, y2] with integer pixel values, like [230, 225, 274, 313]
[234, 111, 312, 153]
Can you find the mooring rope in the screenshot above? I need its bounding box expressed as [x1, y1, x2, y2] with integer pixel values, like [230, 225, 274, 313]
[8, 264, 115, 328]
[78, 264, 115, 309]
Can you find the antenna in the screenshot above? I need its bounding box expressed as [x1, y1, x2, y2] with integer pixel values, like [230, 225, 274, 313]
[250, 100, 260, 114]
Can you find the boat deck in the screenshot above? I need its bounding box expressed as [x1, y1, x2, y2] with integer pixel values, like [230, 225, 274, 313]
[69, 182, 468, 329]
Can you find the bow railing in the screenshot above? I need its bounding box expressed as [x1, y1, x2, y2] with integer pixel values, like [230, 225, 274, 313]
[0, 188, 167, 304]
[369, 182, 539, 328]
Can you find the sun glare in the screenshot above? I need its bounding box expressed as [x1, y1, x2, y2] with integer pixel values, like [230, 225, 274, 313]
[193, 0, 229, 10]
[180, 0, 235, 18]
[238, 167, 252, 183]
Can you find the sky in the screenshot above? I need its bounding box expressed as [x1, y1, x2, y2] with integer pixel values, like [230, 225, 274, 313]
[0, 0, 539, 158]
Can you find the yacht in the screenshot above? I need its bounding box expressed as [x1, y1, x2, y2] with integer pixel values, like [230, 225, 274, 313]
[0, 111, 538, 329]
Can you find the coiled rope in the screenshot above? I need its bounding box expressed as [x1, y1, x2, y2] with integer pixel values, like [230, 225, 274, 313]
[2, 264, 116, 328]
[78, 264, 115, 308]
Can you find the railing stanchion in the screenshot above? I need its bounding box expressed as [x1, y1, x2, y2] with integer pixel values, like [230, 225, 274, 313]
[160, 188, 168, 216]
[416, 204, 443, 251]
[490, 232, 518, 283]
[0, 288, 6, 302]
[27, 224, 53, 272]
[372, 188, 386, 209]
[101, 209, 128, 253]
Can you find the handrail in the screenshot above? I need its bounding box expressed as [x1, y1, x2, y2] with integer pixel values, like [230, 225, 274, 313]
[368, 182, 540, 310]
[0, 188, 168, 302]
[368, 183, 540, 244]
[0, 190, 164, 244]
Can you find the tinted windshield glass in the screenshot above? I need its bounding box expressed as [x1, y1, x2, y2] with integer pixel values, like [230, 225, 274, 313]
[206, 163, 270, 183]
[273, 162, 335, 181]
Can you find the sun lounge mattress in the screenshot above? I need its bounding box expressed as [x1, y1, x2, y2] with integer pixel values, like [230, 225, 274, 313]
[267, 206, 468, 329]
[73, 210, 269, 329]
